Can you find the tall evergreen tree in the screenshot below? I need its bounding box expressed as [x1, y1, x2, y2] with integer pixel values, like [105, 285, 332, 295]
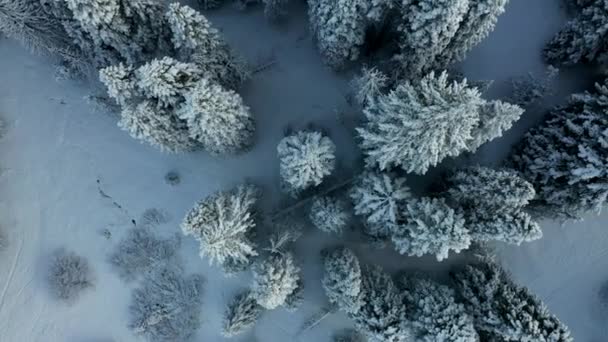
[222, 290, 263, 337]
[321, 247, 363, 313]
[310, 196, 351, 234]
[251, 253, 301, 309]
[510, 79, 608, 219]
[544, 0, 608, 66]
[451, 261, 573, 341]
[357, 71, 523, 174]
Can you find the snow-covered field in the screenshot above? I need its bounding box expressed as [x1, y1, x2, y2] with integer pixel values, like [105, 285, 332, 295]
[0, 0, 607, 341]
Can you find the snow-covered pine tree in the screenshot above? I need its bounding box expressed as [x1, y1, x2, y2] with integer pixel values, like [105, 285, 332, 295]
[445, 167, 542, 244]
[309, 196, 351, 234]
[350, 266, 410, 342]
[277, 131, 336, 196]
[251, 252, 301, 309]
[222, 290, 263, 337]
[398, 275, 478, 342]
[391, 197, 471, 261]
[181, 184, 260, 271]
[165, 3, 248, 89]
[357, 71, 523, 174]
[510, 79, 608, 219]
[64, 0, 166, 65]
[307, 0, 393, 69]
[177, 78, 254, 155]
[394, 0, 469, 77]
[321, 247, 363, 313]
[351, 67, 389, 107]
[350, 171, 411, 238]
[544, 0, 608, 66]
[435, 0, 510, 69]
[119, 100, 197, 152]
[135, 57, 202, 108]
[451, 261, 573, 341]
[99, 63, 139, 106]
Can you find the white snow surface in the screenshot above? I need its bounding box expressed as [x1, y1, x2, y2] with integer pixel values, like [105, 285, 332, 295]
[0, 1, 607, 341]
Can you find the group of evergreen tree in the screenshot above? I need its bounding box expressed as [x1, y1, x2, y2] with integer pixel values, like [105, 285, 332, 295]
[322, 248, 572, 341]
[308, 0, 509, 73]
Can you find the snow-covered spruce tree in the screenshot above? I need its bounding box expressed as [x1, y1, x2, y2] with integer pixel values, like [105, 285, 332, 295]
[357, 71, 524, 174]
[129, 265, 204, 342]
[307, 0, 393, 69]
[394, 0, 469, 77]
[351, 67, 389, 107]
[350, 266, 410, 342]
[350, 171, 411, 237]
[119, 100, 197, 152]
[510, 79, 608, 219]
[391, 197, 471, 261]
[277, 131, 336, 196]
[64, 0, 166, 65]
[309, 196, 351, 234]
[544, 0, 608, 66]
[222, 290, 263, 337]
[182, 184, 260, 272]
[177, 78, 254, 155]
[398, 275, 478, 342]
[135, 57, 203, 108]
[166, 3, 248, 90]
[445, 167, 542, 245]
[434, 0, 510, 69]
[99, 63, 139, 106]
[251, 252, 300, 310]
[48, 248, 94, 302]
[321, 247, 363, 313]
[451, 261, 573, 341]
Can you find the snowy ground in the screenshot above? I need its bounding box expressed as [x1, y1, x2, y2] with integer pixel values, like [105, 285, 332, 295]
[0, 0, 607, 341]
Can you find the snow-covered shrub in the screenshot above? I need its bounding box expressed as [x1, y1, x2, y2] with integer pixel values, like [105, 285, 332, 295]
[445, 167, 542, 245]
[394, 0, 469, 77]
[129, 265, 204, 342]
[544, 0, 608, 66]
[48, 248, 94, 302]
[350, 266, 410, 342]
[166, 3, 249, 90]
[309, 196, 351, 234]
[119, 101, 197, 153]
[135, 57, 202, 108]
[510, 79, 608, 219]
[251, 252, 301, 309]
[351, 67, 389, 107]
[277, 131, 336, 195]
[350, 171, 411, 237]
[177, 78, 255, 155]
[391, 197, 471, 261]
[64, 0, 166, 65]
[434, 0, 510, 69]
[222, 290, 263, 337]
[321, 247, 363, 313]
[451, 261, 573, 341]
[109, 227, 180, 282]
[357, 71, 523, 174]
[399, 275, 478, 342]
[182, 184, 260, 271]
[308, 0, 393, 69]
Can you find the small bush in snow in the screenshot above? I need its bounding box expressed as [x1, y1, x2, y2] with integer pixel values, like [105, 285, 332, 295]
[451, 261, 573, 341]
[322, 247, 363, 313]
[251, 252, 300, 309]
[357, 71, 523, 174]
[399, 275, 478, 342]
[177, 78, 255, 155]
[222, 290, 263, 337]
[109, 227, 180, 282]
[182, 184, 260, 271]
[278, 131, 336, 195]
[48, 248, 94, 302]
[129, 265, 204, 342]
[391, 197, 470, 261]
[510, 79, 608, 219]
[350, 171, 411, 237]
[309, 196, 351, 234]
